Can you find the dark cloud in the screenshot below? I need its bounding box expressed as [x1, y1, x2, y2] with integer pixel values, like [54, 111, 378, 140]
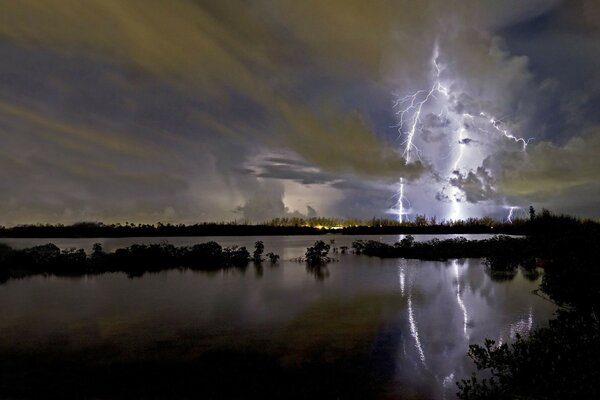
[449, 168, 496, 204]
[0, 0, 598, 223]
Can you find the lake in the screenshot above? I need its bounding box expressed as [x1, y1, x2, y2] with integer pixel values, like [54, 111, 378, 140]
[0, 235, 555, 399]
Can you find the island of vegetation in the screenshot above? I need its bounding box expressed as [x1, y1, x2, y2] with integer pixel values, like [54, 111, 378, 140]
[0, 240, 279, 283]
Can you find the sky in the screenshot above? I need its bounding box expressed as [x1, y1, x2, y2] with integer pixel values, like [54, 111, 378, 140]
[0, 0, 599, 225]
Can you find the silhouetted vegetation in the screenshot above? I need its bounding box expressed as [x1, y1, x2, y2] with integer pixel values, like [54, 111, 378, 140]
[253, 240, 265, 263]
[0, 221, 323, 238]
[341, 210, 600, 398]
[265, 252, 280, 264]
[0, 241, 278, 283]
[304, 240, 334, 266]
[455, 209, 600, 399]
[457, 310, 600, 399]
[352, 235, 536, 273]
[3, 211, 594, 237]
[291, 240, 336, 281]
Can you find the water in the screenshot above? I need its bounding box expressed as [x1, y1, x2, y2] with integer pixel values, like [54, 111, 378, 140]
[0, 235, 555, 399]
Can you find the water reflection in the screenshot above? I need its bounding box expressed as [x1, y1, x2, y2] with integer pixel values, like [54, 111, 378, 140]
[510, 306, 534, 339]
[407, 291, 427, 367]
[0, 236, 555, 399]
[453, 260, 470, 339]
[305, 264, 330, 281]
[397, 262, 406, 296]
[254, 263, 264, 278]
[388, 257, 553, 399]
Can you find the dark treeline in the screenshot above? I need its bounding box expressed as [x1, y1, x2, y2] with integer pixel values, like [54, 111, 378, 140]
[0, 221, 323, 238]
[0, 241, 278, 283]
[3, 210, 588, 238]
[0, 218, 549, 238]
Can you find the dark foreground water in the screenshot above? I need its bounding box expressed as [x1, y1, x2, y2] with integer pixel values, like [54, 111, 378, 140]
[0, 235, 555, 399]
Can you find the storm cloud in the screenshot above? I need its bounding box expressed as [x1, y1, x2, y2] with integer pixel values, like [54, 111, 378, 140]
[0, 0, 598, 223]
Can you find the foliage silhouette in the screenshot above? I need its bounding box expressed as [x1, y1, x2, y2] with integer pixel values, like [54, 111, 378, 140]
[305, 240, 333, 266]
[0, 241, 282, 282]
[265, 252, 280, 264]
[352, 235, 533, 272]
[253, 240, 265, 263]
[3, 212, 592, 238]
[456, 211, 600, 399]
[345, 210, 600, 398]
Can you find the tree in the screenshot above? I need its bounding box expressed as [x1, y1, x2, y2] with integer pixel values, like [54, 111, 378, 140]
[265, 252, 280, 264]
[305, 240, 331, 266]
[253, 241, 264, 263]
[529, 206, 536, 221]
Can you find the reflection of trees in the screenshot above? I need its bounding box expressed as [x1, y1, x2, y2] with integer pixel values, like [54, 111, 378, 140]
[485, 268, 518, 282]
[521, 266, 542, 282]
[306, 264, 330, 281]
[459, 211, 600, 399]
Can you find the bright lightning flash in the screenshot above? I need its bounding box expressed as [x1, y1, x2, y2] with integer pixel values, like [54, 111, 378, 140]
[391, 41, 533, 222]
[506, 206, 519, 223]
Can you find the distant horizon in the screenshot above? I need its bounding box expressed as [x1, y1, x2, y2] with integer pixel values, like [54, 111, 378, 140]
[2, 209, 596, 230]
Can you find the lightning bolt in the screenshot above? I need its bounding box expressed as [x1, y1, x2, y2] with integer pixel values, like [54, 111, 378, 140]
[391, 41, 533, 222]
[481, 113, 533, 151]
[392, 42, 447, 222]
[506, 206, 518, 223]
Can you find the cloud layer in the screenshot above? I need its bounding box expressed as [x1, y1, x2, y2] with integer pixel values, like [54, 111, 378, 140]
[0, 0, 599, 223]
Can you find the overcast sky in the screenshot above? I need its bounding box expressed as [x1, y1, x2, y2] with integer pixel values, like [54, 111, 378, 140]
[0, 0, 599, 225]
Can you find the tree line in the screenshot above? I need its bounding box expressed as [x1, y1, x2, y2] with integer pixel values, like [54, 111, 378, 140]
[1, 208, 592, 237]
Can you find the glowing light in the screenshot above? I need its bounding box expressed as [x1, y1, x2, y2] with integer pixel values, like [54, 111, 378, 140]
[398, 262, 406, 297]
[408, 293, 427, 366]
[442, 373, 455, 387]
[510, 306, 534, 339]
[398, 262, 426, 366]
[391, 41, 534, 221]
[481, 112, 533, 151]
[506, 206, 519, 223]
[453, 127, 467, 171]
[392, 41, 446, 222]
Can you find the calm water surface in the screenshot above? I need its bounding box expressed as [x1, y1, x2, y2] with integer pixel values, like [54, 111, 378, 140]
[0, 235, 555, 399]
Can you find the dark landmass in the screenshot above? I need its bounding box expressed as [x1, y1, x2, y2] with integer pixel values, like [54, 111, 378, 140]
[0, 222, 323, 238]
[352, 235, 533, 269]
[0, 215, 544, 238]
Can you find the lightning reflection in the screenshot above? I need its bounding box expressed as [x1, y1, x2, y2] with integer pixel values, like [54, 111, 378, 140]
[397, 260, 426, 367]
[453, 260, 469, 339]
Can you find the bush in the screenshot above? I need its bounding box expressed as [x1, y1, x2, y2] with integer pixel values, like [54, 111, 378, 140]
[305, 241, 332, 266]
